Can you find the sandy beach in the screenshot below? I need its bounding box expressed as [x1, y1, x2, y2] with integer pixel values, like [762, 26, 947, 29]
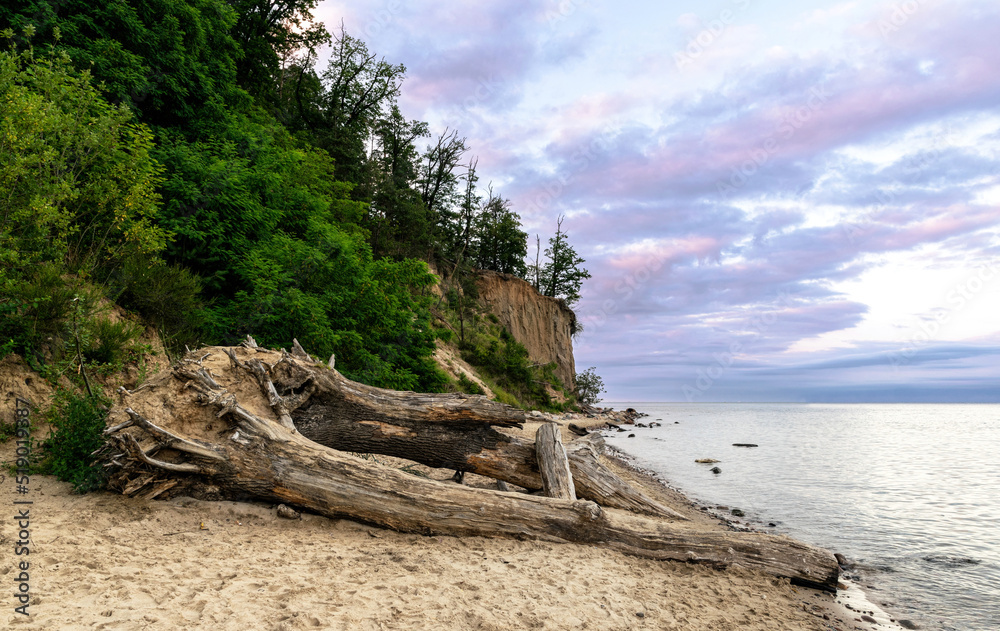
[0, 449, 838, 630]
[1, 361, 887, 630]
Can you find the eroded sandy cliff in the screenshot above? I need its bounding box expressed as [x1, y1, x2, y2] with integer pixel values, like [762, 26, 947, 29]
[475, 270, 577, 391]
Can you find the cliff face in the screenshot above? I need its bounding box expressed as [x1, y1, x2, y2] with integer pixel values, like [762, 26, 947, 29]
[475, 271, 577, 391]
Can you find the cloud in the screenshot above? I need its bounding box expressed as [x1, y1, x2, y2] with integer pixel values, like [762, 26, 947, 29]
[313, 0, 1000, 400]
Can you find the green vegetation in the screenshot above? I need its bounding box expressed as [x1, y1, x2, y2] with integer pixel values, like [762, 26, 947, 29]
[575, 367, 606, 406]
[435, 296, 568, 411]
[0, 2, 597, 483]
[0, 39, 166, 358]
[529, 215, 592, 307]
[456, 374, 485, 396]
[37, 390, 110, 493]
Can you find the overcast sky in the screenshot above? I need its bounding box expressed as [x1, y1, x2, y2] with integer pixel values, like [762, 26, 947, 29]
[316, 0, 1000, 402]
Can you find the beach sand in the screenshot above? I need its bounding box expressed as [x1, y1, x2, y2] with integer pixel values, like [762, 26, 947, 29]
[1, 362, 885, 631]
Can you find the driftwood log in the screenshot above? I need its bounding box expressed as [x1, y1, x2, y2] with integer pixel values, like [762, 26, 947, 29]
[242, 340, 685, 519]
[104, 342, 840, 592]
[535, 423, 576, 500]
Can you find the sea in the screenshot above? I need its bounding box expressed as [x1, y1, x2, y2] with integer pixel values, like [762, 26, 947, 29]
[601, 403, 1000, 631]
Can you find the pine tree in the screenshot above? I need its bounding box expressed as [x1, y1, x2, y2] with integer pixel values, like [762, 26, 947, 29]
[473, 188, 527, 276]
[540, 216, 591, 306]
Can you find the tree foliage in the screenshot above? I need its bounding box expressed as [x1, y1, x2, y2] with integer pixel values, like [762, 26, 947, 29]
[281, 27, 405, 185]
[536, 215, 591, 306]
[575, 367, 605, 406]
[229, 0, 329, 103]
[0, 42, 166, 271]
[0, 0, 250, 130]
[473, 190, 527, 276]
[0, 3, 592, 398]
[0, 40, 169, 354]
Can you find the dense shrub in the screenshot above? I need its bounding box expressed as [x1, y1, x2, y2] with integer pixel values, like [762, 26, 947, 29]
[40, 391, 109, 493]
[105, 255, 205, 353]
[0, 42, 167, 360]
[83, 318, 144, 367]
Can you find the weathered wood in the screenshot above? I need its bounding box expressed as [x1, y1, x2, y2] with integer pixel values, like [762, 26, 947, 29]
[565, 434, 687, 520]
[535, 423, 576, 500]
[105, 351, 840, 592]
[265, 354, 676, 517]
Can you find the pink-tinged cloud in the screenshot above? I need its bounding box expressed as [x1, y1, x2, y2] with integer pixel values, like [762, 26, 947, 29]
[311, 0, 1000, 400]
[605, 236, 727, 274]
[516, 4, 1000, 211]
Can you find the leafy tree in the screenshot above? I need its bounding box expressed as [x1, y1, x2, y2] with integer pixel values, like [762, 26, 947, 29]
[473, 189, 527, 276]
[363, 105, 431, 260]
[575, 367, 605, 406]
[285, 27, 406, 185]
[457, 157, 481, 261]
[419, 129, 468, 248]
[222, 228, 444, 390]
[0, 41, 166, 270]
[150, 111, 444, 390]
[0, 40, 168, 354]
[228, 0, 329, 103]
[0, 0, 250, 131]
[538, 215, 591, 306]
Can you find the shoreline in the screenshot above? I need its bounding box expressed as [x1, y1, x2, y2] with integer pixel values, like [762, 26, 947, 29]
[0, 402, 903, 630]
[551, 405, 909, 631]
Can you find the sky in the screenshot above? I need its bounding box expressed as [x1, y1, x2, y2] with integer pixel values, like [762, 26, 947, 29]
[315, 0, 1000, 402]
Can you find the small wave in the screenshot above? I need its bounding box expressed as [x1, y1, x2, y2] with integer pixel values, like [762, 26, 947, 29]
[922, 555, 982, 566]
[848, 559, 896, 574]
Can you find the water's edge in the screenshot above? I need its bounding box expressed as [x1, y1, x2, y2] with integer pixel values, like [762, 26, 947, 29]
[596, 402, 1000, 631]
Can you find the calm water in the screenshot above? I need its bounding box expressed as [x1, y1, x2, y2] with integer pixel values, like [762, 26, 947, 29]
[603, 403, 1000, 631]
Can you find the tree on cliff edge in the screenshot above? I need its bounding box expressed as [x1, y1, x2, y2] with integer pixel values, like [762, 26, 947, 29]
[474, 189, 528, 276]
[575, 367, 605, 406]
[538, 216, 591, 307]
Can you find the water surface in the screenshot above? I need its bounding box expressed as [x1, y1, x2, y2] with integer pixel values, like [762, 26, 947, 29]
[603, 403, 1000, 631]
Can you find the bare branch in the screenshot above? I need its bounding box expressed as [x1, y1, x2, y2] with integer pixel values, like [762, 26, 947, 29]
[125, 408, 225, 462]
[122, 434, 203, 474]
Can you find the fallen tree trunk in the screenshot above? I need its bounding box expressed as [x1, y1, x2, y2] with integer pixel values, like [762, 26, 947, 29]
[536, 423, 575, 499]
[257, 342, 682, 518]
[104, 344, 840, 592]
